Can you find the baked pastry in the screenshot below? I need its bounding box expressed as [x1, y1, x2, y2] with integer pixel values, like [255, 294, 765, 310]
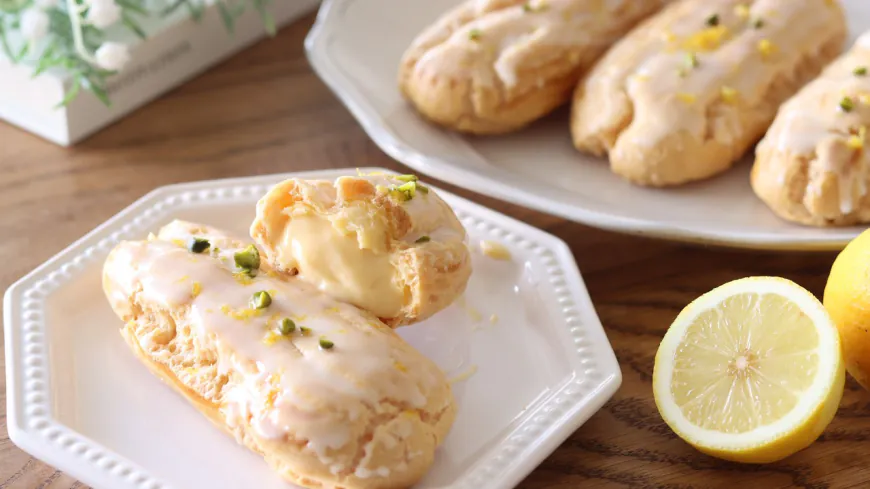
[102, 220, 457, 489]
[570, 0, 847, 187]
[398, 0, 670, 135]
[752, 31, 870, 226]
[250, 173, 471, 327]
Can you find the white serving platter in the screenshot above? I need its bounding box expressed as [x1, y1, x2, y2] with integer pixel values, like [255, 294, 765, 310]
[304, 0, 870, 251]
[4, 168, 621, 489]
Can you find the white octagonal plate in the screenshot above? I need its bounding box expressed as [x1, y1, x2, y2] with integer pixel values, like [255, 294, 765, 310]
[304, 0, 870, 251]
[4, 168, 621, 489]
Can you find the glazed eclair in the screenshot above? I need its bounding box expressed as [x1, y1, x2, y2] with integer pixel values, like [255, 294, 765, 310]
[752, 31, 870, 226]
[102, 220, 457, 489]
[250, 173, 471, 327]
[398, 0, 671, 134]
[570, 0, 847, 187]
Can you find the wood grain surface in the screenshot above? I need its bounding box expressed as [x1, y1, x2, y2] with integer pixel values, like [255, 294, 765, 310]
[1, 12, 869, 489]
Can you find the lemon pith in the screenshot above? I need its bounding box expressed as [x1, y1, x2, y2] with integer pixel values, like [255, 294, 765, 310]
[653, 277, 844, 463]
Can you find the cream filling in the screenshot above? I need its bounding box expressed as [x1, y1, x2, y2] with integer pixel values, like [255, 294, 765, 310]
[275, 216, 404, 319]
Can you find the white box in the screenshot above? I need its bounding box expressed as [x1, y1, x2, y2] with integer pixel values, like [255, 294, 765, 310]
[0, 0, 321, 146]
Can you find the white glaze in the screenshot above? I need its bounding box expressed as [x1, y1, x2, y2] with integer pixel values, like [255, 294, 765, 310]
[412, 0, 661, 88]
[105, 228, 446, 461]
[758, 30, 870, 216]
[590, 0, 844, 150]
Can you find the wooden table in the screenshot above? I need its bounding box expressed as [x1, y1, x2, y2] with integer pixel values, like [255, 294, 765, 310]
[1, 12, 868, 489]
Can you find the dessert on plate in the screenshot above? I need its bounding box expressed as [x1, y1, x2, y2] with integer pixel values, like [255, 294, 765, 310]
[570, 0, 847, 187]
[752, 31, 870, 227]
[102, 220, 457, 489]
[251, 173, 471, 327]
[398, 0, 671, 134]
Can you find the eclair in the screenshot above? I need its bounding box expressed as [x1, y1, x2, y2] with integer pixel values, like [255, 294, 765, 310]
[250, 173, 471, 327]
[752, 31, 870, 226]
[398, 0, 670, 134]
[570, 0, 847, 187]
[102, 220, 457, 489]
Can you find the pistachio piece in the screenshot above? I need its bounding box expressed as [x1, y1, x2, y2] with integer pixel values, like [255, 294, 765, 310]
[319, 338, 335, 350]
[250, 291, 272, 309]
[278, 318, 295, 335]
[188, 237, 210, 254]
[234, 244, 261, 271]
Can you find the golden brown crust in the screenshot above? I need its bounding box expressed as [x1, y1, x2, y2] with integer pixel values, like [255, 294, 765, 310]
[398, 0, 669, 134]
[570, 0, 848, 187]
[103, 222, 457, 489]
[751, 32, 870, 227]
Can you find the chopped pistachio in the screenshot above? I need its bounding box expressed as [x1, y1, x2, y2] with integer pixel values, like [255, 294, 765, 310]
[279, 318, 295, 335]
[855, 66, 868, 76]
[752, 18, 764, 29]
[319, 337, 335, 350]
[684, 52, 699, 70]
[416, 183, 429, 194]
[394, 174, 418, 182]
[840, 96, 855, 112]
[251, 291, 272, 309]
[188, 237, 210, 254]
[416, 236, 431, 244]
[300, 326, 312, 335]
[705, 14, 719, 27]
[469, 29, 482, 41]
[522, 2, 532, 11]
[234, 244, 260, 271]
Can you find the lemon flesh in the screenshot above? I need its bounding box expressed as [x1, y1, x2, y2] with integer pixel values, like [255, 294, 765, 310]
[654, 277, 844, 463]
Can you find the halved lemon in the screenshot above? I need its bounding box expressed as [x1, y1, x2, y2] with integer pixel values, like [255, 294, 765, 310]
[653, 276, 844, 463]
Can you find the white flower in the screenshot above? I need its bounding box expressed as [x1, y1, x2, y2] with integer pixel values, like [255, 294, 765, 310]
[20, 8, 50, 42]
[95, 42, 130, 71]
[34, 0, 58, 8]
[86, 0, 122, 29]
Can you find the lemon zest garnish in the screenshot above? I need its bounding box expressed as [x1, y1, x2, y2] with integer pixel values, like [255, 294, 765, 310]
[720, 86, 738, 104]
[264, 388, 279, 408]
[847, 136, 864, 150]
[262, 331, 281, 346]
[662, 28, 676, 43]
[859, 93, 870, 106]
[172, 239, 185, 247]
[676, 92, 697, 104]
[449, 365, 479, 384]
[191, 281, 202, 298]
[734, 4, 750, 19]
[324, 306, 341, 314]
[479, 240, 512, 260]
[394, 360, 408, 372]
[757, 39, 776, 57]
[681, 25, 729, 52]
[220, 304, 264, 321]
[175, 275, 189, 283]
[633, 73, 651, 82]
[233, 272, 255, 286]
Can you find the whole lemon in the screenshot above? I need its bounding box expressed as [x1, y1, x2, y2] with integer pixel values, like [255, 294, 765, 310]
[824, 228, 870, 390]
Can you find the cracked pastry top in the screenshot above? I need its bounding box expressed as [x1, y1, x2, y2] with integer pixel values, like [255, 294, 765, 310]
[570, 0, 847, 187]
[250, 173, 471, 328]
[102, 220, 456, 489]
[752, 31, 870, 227]
[398, 0, 670, 134]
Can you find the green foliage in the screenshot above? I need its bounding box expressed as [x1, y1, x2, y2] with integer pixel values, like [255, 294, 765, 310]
[0, 0, 275, 107]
